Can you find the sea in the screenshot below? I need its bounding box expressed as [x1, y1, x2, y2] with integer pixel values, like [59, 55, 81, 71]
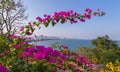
[31, 39, 120, 51]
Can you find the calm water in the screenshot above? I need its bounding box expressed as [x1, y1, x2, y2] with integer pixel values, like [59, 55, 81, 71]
[31, 39, 120, 51]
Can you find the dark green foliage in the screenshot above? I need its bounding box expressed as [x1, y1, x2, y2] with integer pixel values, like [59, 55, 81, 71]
[76, 46, 98, 63]
[9, 60, 54, 72]
[76, 35, 120, 64]
[92, 35, 118, 50]
[0, 34, 11, 52]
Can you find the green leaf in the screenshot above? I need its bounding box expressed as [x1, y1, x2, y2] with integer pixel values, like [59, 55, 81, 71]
[44, 22, 49, 27]
[61, 18, 66, 24]
[77, 16, 81, 19]
[25, 26, 29, 28]
[101, 12, 105, 16]
[13, 38, 19, 44]
[39, 26, 41, 29]
[25, 31, 30, 35]
[52, 20, 56, 26]
[31, 28, 35, 32]
[33, 22, 36, 25]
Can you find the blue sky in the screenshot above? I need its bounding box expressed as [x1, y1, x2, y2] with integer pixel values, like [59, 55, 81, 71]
[23, 0, 120, 40]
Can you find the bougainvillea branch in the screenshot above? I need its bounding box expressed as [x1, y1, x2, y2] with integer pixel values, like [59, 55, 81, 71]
[20, 8, 105, 36]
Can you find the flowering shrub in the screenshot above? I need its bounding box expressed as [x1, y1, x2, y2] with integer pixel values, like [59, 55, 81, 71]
[0, 35, 93, 71]
[76, 35, 120, 65]
[0, 8, 104, 72]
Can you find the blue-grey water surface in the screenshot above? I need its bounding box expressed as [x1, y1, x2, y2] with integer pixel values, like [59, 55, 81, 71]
[31, 39, 120, 51]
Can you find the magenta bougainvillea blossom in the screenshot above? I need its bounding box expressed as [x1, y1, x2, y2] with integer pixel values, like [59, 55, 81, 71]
[20, 26, 24, 31]
[23, 46, 66, 63]
[19, 44, 93, 71]
[35, 8, 103, 24]
[0, 65, 8, 72]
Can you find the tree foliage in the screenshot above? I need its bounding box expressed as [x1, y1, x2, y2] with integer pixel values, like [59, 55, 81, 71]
[92, 35, 118, 50]
[76, 35, 120, 64]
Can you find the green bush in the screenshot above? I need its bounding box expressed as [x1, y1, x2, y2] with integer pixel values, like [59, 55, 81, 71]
[0, 34, 10, 52]
[76, 35, 120, 64]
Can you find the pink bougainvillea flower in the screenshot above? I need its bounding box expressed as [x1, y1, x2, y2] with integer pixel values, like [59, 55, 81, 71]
[74, 12, 79, 18]
[60, 55, 66, 60]
[80, 18, 85, 22]
[93, 12, 97, 16]
[46, 47, 53, 55]
[0, 53, 5, 57]
[97, 8, 100, 11]
[20, 26, 24, 31]
[0, 65, 8, 72]
[23, 51, 29, 57]
[52, 50, 60, 57]
[28, 22, 31, 25]
[34, 52, 46, 60]
[88, 9, 92, 14]
[49, 58, 56, 63]
[36, 16, 42, 21]
[21, 41, 27, 45]
[29, 32, 33, 35]
[36, 45, 44, 52]
[19, 54, 23, 59]
[14, 44, 20, 48]
[59, 60, 63, 65]
[44, 14, 47, 17]
[68, 10, 73, 14]
[61, 44, 68, 49]
[10, 34, 21, 38]
[84, 13, 91, 19]
[85, 8, 89, 12]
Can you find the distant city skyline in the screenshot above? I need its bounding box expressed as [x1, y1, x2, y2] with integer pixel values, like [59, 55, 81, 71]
[23, 0, 120, 40]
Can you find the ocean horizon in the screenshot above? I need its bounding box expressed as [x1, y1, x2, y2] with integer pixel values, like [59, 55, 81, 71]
[30, 39, 120, 51]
